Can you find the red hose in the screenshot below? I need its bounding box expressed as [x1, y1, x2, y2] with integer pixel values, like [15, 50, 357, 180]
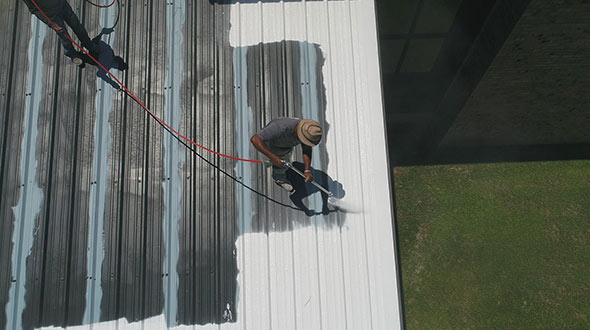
[30, 0, 261, 164]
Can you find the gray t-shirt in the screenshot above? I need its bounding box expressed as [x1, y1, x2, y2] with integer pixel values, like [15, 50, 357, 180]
[257, 117, 301, 156]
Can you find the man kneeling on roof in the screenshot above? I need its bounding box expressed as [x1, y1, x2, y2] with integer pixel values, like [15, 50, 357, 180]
[251, 118, 323, 193]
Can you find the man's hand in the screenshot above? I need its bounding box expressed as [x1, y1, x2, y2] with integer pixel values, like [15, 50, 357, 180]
[251, 134, 285, 167]
[304, 170, 313, 183]
[271, 156, 283, 167]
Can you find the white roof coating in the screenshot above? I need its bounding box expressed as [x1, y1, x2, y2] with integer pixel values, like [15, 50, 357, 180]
[230, 1, 403, 330]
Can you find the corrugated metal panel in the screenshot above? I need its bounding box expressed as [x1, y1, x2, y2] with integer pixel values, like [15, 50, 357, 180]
[0, 0, 402, 329]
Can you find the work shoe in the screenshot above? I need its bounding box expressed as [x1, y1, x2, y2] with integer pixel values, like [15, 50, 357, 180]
[65, 49, 85, 68]
[275, 180, 294, 193]
[71, 56, 85, 68]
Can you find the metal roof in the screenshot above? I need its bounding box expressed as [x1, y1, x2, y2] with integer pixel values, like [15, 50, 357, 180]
[0, 0, 402, 329]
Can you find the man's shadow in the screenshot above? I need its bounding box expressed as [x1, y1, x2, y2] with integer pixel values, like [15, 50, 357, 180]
[286, 161, 345, 217]
[81, 28, 128, 90]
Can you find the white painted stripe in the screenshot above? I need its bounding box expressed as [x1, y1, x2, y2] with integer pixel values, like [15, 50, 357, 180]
[302, 5, 350, 329]
[83, 4, 119, 325]
[322, 2, 375, 327]
[6, 16, 46, 330]
[230, 2, 322, 47]
[348, 0, 402, 327]
[162, 0, 186, 326]
[234, 46, 254, 235]
[233, 46, 252, 330]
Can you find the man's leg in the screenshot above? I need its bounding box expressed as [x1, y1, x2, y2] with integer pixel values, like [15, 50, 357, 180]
[32, 12, 76, 54]
[259, 151, 294, 192]
[271, 166, 294, 192]
[59, 2, 98, 53]
[271, 165, 288, 182]
[51, 15, 86, 66]
[271, 152, 293, 192]
[30, 10, 85, 66]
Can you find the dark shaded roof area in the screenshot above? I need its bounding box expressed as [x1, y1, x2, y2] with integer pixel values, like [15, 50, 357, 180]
[377, 0, 590, 165]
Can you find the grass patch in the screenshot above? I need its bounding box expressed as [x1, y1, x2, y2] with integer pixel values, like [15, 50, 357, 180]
[394, 161, 590, 329]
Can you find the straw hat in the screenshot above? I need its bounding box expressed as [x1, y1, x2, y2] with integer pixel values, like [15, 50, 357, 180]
[296, 119, 322, 146]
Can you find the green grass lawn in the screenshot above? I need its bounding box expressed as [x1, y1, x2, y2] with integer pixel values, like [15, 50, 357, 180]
[394, 161, 590, 330]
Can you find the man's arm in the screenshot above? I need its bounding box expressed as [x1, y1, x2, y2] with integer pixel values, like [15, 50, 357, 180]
[250, 134, 283, 166]
[302, 145, 313, 182]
